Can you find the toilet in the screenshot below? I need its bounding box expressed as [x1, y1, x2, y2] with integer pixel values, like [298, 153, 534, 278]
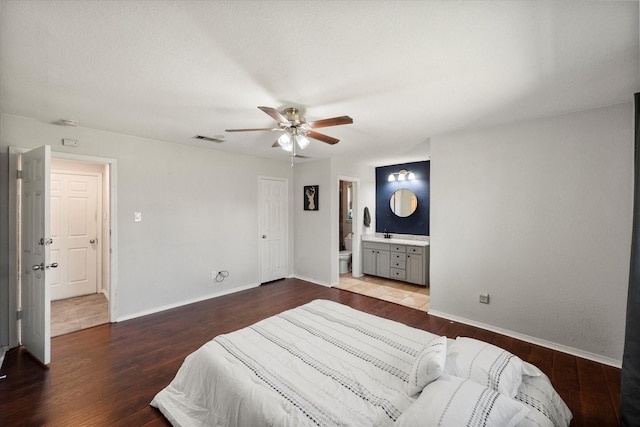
[339, 233, 353, 274]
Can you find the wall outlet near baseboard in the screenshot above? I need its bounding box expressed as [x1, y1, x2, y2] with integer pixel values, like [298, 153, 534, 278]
[479, 293, 490, 304]
[211, 270, 218, 280]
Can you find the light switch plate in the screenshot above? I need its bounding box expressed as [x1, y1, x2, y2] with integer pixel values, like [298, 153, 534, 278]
[62, 138, 78, 147]
[134, 212, 142, 222]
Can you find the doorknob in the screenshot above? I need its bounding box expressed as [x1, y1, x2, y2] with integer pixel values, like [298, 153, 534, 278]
[32, 262, 58, 270]
[90, 239, 96, 244]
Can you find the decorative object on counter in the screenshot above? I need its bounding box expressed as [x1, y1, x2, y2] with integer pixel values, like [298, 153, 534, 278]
[363, 206, 371, 227]
[304, 185, 319, 211]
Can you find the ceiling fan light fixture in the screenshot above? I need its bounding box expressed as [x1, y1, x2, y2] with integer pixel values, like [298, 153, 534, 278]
[278, 133, 292, 151]
[296, 134, 310, 150]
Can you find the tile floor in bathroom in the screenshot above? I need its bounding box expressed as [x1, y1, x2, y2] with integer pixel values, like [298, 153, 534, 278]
[336, 273, 430, 312]
[51, 293, 109, 337]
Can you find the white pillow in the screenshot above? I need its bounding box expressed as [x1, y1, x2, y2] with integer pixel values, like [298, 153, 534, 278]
[406, 335, 447, 395]
[445, 337, 540, 398]
[522, 360, 543, 377]
[515, 371, 573, 427]
[396, 375, 530, 427]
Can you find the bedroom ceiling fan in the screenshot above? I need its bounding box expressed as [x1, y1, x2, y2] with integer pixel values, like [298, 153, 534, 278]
[225, 106, 353, 160]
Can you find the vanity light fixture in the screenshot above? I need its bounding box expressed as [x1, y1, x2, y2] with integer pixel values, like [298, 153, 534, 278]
[387, 169, 415, 182]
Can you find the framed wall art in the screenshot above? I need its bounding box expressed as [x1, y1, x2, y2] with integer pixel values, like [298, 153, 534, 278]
[304, 185, 319, 211]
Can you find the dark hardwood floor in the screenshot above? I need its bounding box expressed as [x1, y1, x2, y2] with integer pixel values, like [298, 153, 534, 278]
[0, 279, 621, 426]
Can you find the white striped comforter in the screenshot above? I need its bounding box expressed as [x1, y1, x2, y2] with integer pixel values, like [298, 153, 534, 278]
[151, 299, 439, 427]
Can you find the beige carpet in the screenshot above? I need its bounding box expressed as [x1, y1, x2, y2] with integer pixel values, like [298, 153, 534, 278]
[336, 274, 430, 312]
[51, 293, 109, 337]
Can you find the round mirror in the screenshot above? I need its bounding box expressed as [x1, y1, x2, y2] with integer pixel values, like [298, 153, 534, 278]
[390, 189, 418, 217]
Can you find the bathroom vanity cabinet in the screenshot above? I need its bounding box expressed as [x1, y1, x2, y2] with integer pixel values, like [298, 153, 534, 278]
[363, 242, 391, 278]
[363, 240, 429, 286]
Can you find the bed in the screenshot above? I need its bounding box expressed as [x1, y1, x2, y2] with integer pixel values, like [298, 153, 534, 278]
[151, 299, 571, 427]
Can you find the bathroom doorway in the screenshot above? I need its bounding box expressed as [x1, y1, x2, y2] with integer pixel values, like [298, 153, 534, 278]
[49, 158, 110, 336]
[339, 180, 353, 267]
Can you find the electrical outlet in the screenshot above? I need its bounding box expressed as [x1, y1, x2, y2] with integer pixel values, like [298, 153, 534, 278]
[134, 212, 142, 222]
[211, 270, 218, 280]
[479, 293, 490, 304]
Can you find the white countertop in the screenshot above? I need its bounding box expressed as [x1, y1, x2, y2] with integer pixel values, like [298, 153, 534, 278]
[361, 235, 430, 247]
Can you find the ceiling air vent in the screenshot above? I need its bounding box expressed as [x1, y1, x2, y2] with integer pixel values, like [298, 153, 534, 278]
[193, 135, 225, 143]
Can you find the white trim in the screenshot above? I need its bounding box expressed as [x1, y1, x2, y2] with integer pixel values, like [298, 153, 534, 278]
[0, 346, 6, 370]
[116, 283, 260, 322]
[335, 176, 361, 285]
[428, 309, 622, 368]
[8, 146, 118, 348]
[293, 274, 332, 288]
[8, 147, 21, 348]
[49, 167, 104, 298]
[258, 176, 289, 284]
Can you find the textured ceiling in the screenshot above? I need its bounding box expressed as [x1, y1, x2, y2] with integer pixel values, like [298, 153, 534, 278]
[1, 1, 638, 165]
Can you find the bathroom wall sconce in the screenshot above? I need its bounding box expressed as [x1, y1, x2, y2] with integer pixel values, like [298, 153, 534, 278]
[387, 169, 416, 182]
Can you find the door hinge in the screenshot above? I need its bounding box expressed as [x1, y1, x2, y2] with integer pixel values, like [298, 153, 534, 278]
[16, 310, 23, 320]
[16, 170, 23, 179]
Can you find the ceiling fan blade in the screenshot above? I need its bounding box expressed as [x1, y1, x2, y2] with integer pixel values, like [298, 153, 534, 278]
[272, 141, 281, 147]
[308, 115, 353, 129]
[293, 154, 311, 159]
[258, 106, 289, 124]
[225, 127, 277, 132]
[307, 130, 340, 145]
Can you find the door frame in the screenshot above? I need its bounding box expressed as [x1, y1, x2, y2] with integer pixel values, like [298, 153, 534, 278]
[336, 175, 361, 281]
[258, 176, 289, 284]
[8, 146, 118, 349]
[50, 163, 105, 300]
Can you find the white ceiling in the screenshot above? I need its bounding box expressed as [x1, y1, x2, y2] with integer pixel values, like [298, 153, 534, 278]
[1, 1, 638, 166]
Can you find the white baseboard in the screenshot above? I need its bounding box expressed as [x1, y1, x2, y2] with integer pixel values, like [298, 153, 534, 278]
[116, 283, 260, 322]
[0, 346, 6, 370]
[101, 288, 109, 301]
[292, 274, 332, 288]
[428, 309, 621, 368]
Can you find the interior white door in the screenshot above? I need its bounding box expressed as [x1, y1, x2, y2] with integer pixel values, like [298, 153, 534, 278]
[259, 178, 287, 283]
[50, 172, 98, 300]
[20, 145, 52, 365]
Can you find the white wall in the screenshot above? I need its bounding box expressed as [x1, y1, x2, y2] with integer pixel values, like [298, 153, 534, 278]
[430, 102, 633, 365]
[293, 157, 376, 287]
[293, 159, 333, 286]
[1, 114, 294, 322]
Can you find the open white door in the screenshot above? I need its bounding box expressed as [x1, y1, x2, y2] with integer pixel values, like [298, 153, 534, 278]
[259, 177, 288, 283]
[20, 145, 52, 365]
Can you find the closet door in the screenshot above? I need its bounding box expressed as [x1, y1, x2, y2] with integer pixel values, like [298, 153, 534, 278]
[259, 178, 288, 283]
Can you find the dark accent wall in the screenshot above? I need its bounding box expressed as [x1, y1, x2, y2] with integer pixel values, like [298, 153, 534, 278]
[375, 161, 430, 236]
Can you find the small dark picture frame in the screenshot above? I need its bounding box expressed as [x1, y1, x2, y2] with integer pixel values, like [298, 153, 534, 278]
[304, 185, 319, 211]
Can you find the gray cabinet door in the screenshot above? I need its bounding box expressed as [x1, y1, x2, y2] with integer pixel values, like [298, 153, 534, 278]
[363, 248, 377, 275]
[377, 250, 391, 278]
[406, 253, 424, 285]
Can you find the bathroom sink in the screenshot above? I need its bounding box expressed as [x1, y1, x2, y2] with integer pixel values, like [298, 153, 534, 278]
[361, 235, 429, 246]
